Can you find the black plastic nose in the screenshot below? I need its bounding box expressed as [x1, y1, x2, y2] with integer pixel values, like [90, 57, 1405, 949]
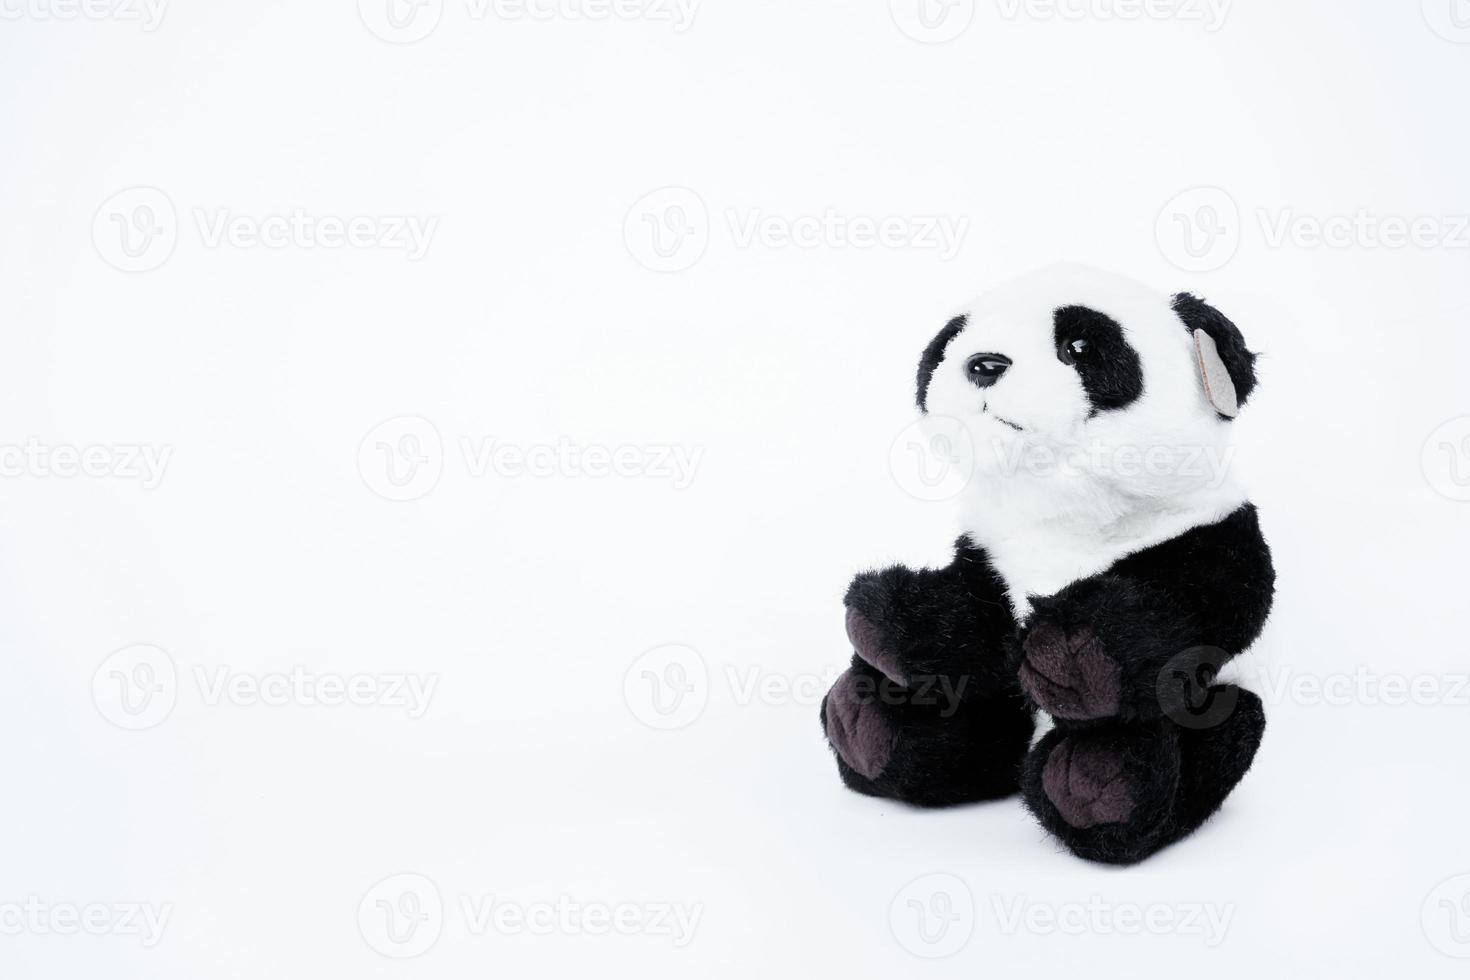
[965, 352, 1011, 389]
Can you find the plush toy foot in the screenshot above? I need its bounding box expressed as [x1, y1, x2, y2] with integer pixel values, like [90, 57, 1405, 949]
[1021, 685, 1266, 865]
[1017, 623, 1121, 721]
[1040, 732, 1137, 828]
[822, 667, 897, 781]
[820, 659, 1034, 807]
[845, 606, 909, 686]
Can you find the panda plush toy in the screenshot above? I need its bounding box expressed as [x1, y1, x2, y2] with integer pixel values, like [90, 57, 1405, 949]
[819, 265, 1274, 865]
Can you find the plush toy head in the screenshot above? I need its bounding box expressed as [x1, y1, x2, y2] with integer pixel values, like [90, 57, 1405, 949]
[915, 265, 1258, 498]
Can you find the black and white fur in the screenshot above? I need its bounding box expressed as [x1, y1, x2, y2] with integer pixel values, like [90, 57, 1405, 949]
[820, 265, 1274, 865]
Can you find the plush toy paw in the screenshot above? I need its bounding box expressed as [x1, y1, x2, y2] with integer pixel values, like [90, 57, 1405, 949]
[1040, 733, 1135, 828]
[1021, 722, 1184, 864]
[1017, 623, 1122, 721]
[845, 606, 909, 687]
[822, 668, 897, 781]
[1017, 574, 1197, 724]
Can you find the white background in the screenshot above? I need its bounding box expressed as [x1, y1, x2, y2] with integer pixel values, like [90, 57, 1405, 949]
[3, 1, 1470, 977]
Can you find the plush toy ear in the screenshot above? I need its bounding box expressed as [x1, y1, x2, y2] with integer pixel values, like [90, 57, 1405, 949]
[1172, 293, 1257, 419]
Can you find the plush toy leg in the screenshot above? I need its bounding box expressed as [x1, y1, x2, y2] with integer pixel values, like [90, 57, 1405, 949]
[821, 657, 1034, 807]
[1020, 685, 1265, 864]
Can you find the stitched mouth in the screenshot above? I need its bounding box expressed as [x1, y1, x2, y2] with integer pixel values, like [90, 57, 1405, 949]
[987, 412, 1023, 432]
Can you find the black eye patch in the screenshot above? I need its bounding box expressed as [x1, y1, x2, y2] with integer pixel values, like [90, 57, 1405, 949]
[1052, 305, 1144, 415]
[916, 314, 967, 412]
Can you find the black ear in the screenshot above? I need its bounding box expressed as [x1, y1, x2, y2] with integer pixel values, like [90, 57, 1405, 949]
[915, 315, 967, 412]
[1172, 293, 1258, 414]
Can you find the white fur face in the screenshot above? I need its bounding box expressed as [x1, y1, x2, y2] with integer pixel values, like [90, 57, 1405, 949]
[921, 264, 1236, 501]
[915, 265, 1255, 614]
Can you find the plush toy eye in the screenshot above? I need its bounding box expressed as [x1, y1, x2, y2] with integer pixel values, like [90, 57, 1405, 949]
[1059, 338, 1090, 365]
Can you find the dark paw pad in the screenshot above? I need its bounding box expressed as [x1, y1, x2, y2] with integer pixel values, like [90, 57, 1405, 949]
[1018, 624, 1121, 720]
[823, 669, 897, 781]
[845, 606, 907, 686]
[1041, 737, 1135, 829]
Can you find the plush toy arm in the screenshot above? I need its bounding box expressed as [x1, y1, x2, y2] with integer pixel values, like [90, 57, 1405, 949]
[821, 536, 1035, 806]
[1017, 505, 1274, 725]
[843, 536, 1018, 699]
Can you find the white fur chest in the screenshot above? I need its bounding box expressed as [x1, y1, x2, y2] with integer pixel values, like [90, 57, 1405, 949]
[958, 467, 1246, 621]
